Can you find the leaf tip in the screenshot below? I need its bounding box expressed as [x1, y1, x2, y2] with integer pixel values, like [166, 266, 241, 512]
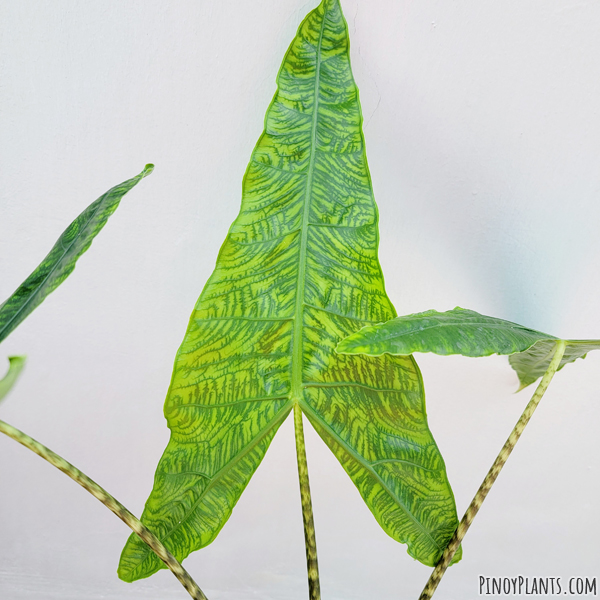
[141, 164, 155, 178]
[117, 552, 143, 584]
[8, 355, 26, 366]
[0, 355, 27, 403]
[116, 565, 133, 583]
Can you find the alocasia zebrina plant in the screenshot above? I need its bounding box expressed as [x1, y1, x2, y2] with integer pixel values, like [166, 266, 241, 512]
[3, 2, 594, 599]
[118, 0, 461, 594]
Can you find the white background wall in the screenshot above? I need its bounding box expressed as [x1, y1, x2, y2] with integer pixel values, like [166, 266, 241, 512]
[1, 1, 599, 599]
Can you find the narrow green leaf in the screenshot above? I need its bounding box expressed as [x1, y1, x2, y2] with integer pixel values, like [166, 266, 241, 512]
[336, 307, 556, 358]
[337, 307, 600, 390]
[119, 0, 459, 581]
[0, 164, 154, 344]
[0, 356, 26, 403]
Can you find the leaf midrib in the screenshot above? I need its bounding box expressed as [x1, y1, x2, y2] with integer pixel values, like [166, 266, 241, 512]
[287, 7, 442, 556]
[290, 8, 327, 403]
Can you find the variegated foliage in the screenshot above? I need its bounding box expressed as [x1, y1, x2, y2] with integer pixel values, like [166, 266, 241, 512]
[118, 0, 460, 582]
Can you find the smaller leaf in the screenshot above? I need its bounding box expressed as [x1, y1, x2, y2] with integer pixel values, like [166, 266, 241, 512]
[336, 307, 600, 389]
[336, 308, 555, 358]
[0, 356, 26, 403]
[0, 164, 154, 344]
[509, 339, 600, 390]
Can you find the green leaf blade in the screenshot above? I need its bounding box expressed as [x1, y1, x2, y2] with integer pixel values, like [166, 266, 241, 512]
[510, 339, 600, 390]
[337, 307, 556, 358]
[338, 307, 600, 391]
[300, 351, 462, 566]
[119, 0, 459, 580]
[118, 399, 292, 581]
[0, 164, 153, 344]
[0, 356, 26, 403]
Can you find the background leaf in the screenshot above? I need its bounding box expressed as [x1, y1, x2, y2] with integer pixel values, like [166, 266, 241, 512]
[337, 307, 600, 390]
[336, 307, 556, 357]
[119, 0, 460, 581]
[509, 339, 600, 390]
[0, 164, 153, 344]
[0, 356, 25, 403]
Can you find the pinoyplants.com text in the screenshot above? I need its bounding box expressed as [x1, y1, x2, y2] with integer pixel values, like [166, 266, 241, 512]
[479, 576, 597, 596]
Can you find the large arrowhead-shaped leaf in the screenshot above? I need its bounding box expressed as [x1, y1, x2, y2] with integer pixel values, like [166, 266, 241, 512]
[0, 356, 26, 403]
[337, 307, 600, 390]
[0, 164, 154, 344]
[118, 0, 459, 581]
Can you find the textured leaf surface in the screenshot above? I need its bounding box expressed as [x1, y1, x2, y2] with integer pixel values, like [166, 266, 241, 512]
[509, 339, 600, 390]
[336, 307, 556, 357]
[118, 0, 459, 581]
[0, 356, 25, 403]
[0, 164, 153, 344]
[337, 307, 600, 390]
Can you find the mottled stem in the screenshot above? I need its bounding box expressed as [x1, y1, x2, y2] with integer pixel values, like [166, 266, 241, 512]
[294, 404, 321, 600]
[0, 419, 208, 600]
[419, 339, 567, 600]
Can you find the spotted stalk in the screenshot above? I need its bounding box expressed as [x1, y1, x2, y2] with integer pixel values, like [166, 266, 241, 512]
[294, 404, 321, 600]
[419, 339, 567, 600]
[0, 419, 207, 600]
